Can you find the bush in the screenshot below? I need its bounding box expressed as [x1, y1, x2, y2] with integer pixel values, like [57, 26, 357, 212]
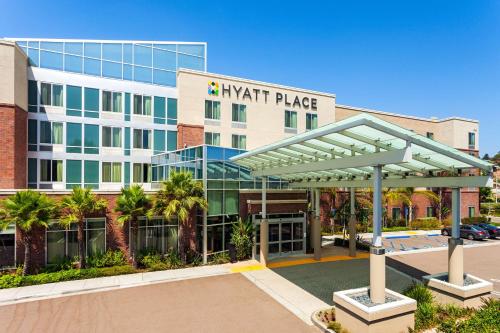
[230, 218, 254, 260]
[438, 298, 500, 333]
[138, 250, 182, 271]
[414, 302, 437, 331]
[0, 265, 136, 289]
[411, 217, 440, 230]
[461, 216, 489, 224]
[404, 283, 433, 305]
[87, 250, 127, 268]
[209, 252, 230, 264]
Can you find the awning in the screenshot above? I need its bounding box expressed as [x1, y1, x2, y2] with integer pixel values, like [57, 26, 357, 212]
[230, 114, 494, 188]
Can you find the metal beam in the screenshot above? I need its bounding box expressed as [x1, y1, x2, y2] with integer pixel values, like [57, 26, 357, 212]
[252, 147, 412, 177]
[288, 175, 493, 189]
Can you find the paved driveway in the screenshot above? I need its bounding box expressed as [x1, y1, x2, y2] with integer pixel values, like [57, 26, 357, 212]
[0, 274, 317, 333]
[272, 258, 414, 305]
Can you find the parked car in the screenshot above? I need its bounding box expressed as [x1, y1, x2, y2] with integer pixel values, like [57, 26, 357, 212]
[473, 223, 500, 238]
[441, 225, 488, 240]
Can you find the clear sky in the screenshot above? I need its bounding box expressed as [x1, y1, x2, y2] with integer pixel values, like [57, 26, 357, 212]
[2, 0, 499, 155]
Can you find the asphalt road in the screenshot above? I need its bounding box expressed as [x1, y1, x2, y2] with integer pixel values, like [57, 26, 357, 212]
[0, 274, 317, 333]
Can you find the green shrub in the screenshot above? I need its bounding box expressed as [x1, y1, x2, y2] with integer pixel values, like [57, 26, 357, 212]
[164, 251, 182, 269]
[411, 217, 440, 230]
[138, 250, 183, 271]
[230, 218, 254, 260]
[461, 216, 489, 224]
[209, 252, 230, 264]
[87, 250, 127, 268]
[0, 274, 23, 289]
[453, 298, 500, 333]
[414, 302, 437, 331]
[403, 283, 434, 305]
[185, 250, 202, 266]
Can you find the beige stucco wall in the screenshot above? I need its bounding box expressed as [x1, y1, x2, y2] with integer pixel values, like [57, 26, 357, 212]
[0, 41, 28, 111]
[336, 105, 479, 151]
[177, 69, 335, 150]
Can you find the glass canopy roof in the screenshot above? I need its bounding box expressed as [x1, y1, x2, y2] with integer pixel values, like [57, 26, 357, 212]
[230, 114, 494, 188]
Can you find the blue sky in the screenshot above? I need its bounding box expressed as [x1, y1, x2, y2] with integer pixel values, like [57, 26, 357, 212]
[2, 0, 499, 155]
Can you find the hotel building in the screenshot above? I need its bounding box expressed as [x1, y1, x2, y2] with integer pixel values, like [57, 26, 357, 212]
[0, 38, 480, 268]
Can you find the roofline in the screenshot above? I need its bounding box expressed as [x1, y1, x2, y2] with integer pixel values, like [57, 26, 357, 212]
[4, 38, 207, 45]
[0, 40, 28, 58]
[336, 104, 479, 124]
[177, 68, 336, 98]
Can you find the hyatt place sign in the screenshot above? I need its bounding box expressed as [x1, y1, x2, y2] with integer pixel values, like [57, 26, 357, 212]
[208, 81, 318, 111]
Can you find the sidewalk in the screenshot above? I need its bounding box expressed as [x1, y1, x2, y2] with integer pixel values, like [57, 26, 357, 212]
[0, 264, 231, 305]
[323, 229, 442, 241]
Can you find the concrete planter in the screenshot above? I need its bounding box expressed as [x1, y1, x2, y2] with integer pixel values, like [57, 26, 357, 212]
[333, 287, 416, 333]
[311, 308, 336, 333]
[423, 272, 493, 308]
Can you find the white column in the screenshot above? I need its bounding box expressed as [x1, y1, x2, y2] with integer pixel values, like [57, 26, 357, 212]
[260, 177, 268, 266]
[370, 165, 386, 303]
[314, 188, 321, 260]
[349, 187, 356, 257]
[449, 187, 464, 285]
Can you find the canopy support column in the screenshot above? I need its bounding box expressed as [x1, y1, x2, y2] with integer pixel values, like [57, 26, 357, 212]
[448, 187, 464, 286]
[314, 188, 321, 260]
[349, 187, 356, 257]
[260, 177, 268, 266]
[370, 165, 385, 304]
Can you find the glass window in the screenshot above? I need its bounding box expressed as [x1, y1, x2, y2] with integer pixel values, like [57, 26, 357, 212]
[426, 132, 434, 140]
[167, 130, 177, 151]
[232, 134, 246, 149]
[28, 158, 37, 187]
[39, 121, 52, 144]
[102, 162, 122, 183]
[40, 51, 63, 70]
[53, 122, 63, 144]
[205, 100, 221, 120]
[84, 43, 101, 58]
[102, 91, 112, 112]
[167, 98, 177, 124]
[143, 96, 151, 116]
[178, 44, 205, 57]
[285, 110, 297, 129]
[306, 113, 318, 130]
[84, 124, 99, 154]
[65, 42, 83, 55]
[178, 53, 204, 71]
[40, 159, 63, 182]
[84, 160, 99, 189]
[135, 217, 178, 255]
[133, 95, 142, 115]
[133, 163, 151, 183]
[153, 48, 176, 70]
[123, 44, 133, 63]
[102, 61, 122, 79]
[102, 126, 122, 148]
[66, 85, 82, 116]
[154, 96, 166, 123]
[134, 45, 152, 67]
[468, 206, 475, 218]
[232, 104, 246, 122]
[123, 64, 133, 80]
[28, 119, 37, 151]
[84, 58, 101, 76]
[40, 83, 63, 107]
[134, 66, 152, 83]
[102, 43, 122, 62]
[205, 132, 220, 146]
[28, 80, 38, 109]
[133, 129, 151, 149]
[392, 207, 401, 221]
[52, 85, 63, 106]
[66, 160, 82, 188]
[64, 54, 83, 73]
[153, 69, 175, 86]
[40, 41, 63, 52]
[468, 132, 475, 148]
[154, 130, 166, 154]
[66, 123, 82, 153]
[426, 206, 434, 217]
[84, 88, 99, 118]
[113, 92, 122, 113]
[40, 83, 51, 106]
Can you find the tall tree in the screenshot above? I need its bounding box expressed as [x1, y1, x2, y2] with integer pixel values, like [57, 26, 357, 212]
[151, 171, 207, 261]
[385, 188, 439, 226]
[0, 190, 56, 275]
[59, 187, 107, 268]
[115, 185, 151, 268]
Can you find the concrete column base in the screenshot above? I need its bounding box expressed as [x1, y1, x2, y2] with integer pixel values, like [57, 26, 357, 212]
[333, 287, 416, 333]
[369, 247, 386, 304]
[448, 238, 464, 286]
[423, 273, 493, 308]
[260, 219, 269, 266]
[313, 217, 321, 261]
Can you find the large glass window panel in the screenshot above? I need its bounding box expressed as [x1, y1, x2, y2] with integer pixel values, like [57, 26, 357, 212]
[102, 43, 122, 62]
[27, 48, 39, 66]
[232, 104, 246, 122]
[153, 44, 176, 51]
[66, 123, 82, 153]
[40, 51, 63, 70]
[28, 80, 38, 107]
[102, 61, 122, 79]
[66, 85, 82, 116]
[40, 159, 51, 182]
[143, 129, 151, 149]
[112, 127, 122, 147]
[53, 160, 63, 182]
[40, 121, 52, 143]
[65, 42, 83, 55]
[143, 96, 152, 116]
[123, 44, 132, 63]
[178, 44, 205, 57]
[102, 162, 112, 182]
[224, 191, 239, 215]
[40, 41, 63, 52]
[84, 43, 101, 58]
[112, 92, 122, 113]
[123, 64, 133, 80]
[178, 54, 204, 71]
[66, 160, 82, 188]
[52, 122, 63, 144]
[134, 45, 152, 67]
[207, 190, 223, 216]
[154, 129, 166, 154]
[153, 69, 175, 86]
[133, 129, 142, 148]
[28, 158, 37, 187]
[84, 124, 99, 154]
[133, 163, 142, 183]
[87, 228, 105, 256]
[306, 113, 318, 130]
[84, 58, 101, 76]
[84, 160, 99, 189]
[167, 130, 177, 151]
[154, 96, 166, 123]
[112, 162, 121, 182]
[134, 66, 152, 83]
[167, 98, 177, 123]
[64, 54, 83, 73]
[153, 48, 176, 70]
[133, 95, 142, 115]
[52, 85, 63, 106]
[40, 83, 51, 106]
[47, 231, 66, 265]
[102, 127, 112, 147]
[84, 87, 99, 118]
[102, 91, 112, 112]
[28, 120, 37, 151]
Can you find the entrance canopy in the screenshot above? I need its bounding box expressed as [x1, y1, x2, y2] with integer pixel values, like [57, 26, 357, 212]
[230, 114, 493, 188]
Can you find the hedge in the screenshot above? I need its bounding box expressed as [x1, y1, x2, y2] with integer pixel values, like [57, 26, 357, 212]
[461, 216, 489, 224]
[411, 217, 440, 230]
[0, 265, 136, 289]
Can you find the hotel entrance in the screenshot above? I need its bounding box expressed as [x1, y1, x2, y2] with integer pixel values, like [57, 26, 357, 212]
[253, 213, 306, 258]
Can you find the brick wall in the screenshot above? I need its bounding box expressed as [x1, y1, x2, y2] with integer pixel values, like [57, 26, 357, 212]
[0, 104, 27, 189]
[177, 123, 204, 149]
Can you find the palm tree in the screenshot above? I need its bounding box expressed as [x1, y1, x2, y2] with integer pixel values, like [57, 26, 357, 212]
[151, 171, 207, 261]
[59, 187, 107, 268]
[114, 185, 151, 268]
[384, 188, 439, 227]
[0, 190, 56, 275]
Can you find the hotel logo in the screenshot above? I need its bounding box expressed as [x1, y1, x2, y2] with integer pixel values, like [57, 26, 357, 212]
[208, 81, 219, 96]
